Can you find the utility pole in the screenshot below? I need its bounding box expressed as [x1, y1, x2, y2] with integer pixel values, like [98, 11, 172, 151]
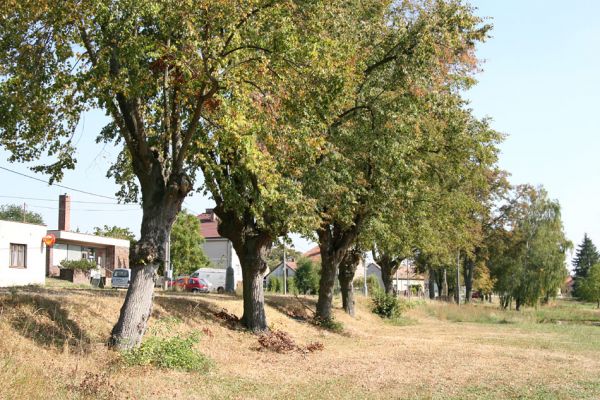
[282, 240, 287, 295]
[22, 202, 26, 223]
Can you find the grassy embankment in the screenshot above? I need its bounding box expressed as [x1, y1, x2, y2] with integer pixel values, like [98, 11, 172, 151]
[1, 281, 599, 400]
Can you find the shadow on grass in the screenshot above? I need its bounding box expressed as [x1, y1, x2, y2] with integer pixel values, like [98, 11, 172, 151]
[154, 296, 244, 331]
[1, 294, 91, 353]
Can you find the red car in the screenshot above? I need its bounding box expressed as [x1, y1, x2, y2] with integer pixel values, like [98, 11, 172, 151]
[186, 277, 210, 293]
[169, 276, 209, 293]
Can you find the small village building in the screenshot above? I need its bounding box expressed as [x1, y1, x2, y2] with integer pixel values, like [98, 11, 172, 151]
[0, 220, 47, 287]
[264, 260, 297, 280]
[198, 209, 243, 288]
[46, 195, 130, 280]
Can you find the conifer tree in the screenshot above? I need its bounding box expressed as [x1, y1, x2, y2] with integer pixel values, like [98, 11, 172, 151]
[572, 234, 600, 297]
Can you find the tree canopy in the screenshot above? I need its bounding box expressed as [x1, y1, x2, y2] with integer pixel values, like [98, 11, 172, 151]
[93, 225, 137, 247]
[488, 185, 571, 310]
[572, 234, 599, 297]
[0, 204, 44, 225]
[170, 210, 210, 276]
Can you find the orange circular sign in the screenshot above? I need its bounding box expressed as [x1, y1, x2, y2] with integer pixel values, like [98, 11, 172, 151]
[42, 234, 56, 247]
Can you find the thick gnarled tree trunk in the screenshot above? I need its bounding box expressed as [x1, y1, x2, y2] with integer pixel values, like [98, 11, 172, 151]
[110, 190, 184, 350]
[316, 224, 358, 322]
[237, 240, 270, 331]
[216, 207, 272, 332]
[338, 249, 361, 317]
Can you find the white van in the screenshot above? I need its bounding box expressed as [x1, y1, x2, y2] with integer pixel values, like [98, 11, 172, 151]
[111, 268, 131, 289]
[190, 268, 226, 293]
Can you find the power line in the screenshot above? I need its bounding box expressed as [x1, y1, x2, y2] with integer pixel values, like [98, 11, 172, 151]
[23, 203, 140, 212]
[0, 194, 139, 206]
[0, 166, 116, 200]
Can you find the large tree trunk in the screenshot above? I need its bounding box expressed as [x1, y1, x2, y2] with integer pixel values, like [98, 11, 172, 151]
[216, 208, 272, 332]
[515, 297, 522, 311]
[200, 201, 276, 333]
[338, 249, 361, 317]
[316, 246, 339, 322]
[110, 192, 183, 350]
[441, 268, 449, 299]
[428, 267, 436, 300]
[237, 239, 270, 331]
[464, 258, 474, 303]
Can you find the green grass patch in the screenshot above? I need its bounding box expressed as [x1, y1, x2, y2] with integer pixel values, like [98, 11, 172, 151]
[121, 333, 212, 373]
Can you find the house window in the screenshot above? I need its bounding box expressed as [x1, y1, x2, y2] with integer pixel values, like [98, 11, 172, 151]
[10, 243, 27, 268]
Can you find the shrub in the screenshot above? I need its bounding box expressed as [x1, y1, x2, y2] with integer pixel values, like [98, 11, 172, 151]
[371, 289, 406, 319]
[121, 333, 212, 373]
[354, 275, 381, 294]
[295, 257, 320, 294]
[268, 276, 283, 293]
[60, 259, 97, 271]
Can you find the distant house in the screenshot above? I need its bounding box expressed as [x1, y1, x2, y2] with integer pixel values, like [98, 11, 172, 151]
[264, 260, 297, 281]
[0, 220, 47, 287]
[362, 261, 425, 295]
[46, 194, 130, 279]
[302, 245, 366, 281]
[303, 245, 321, 263]
[197, 209, 243, 288]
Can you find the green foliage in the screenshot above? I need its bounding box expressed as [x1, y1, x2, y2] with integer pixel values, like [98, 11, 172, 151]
[93, 225, 136, 247]
[267, 244, 302, 271]
[170, 210, 210, 276]
[578, 263, 600, 307]
[354, 275, 381, 294]
[0, 204, 44, 225]
[294, 258, 320, 295]
[572, 234, 600, 297]
[121, 333, 212, 373]
[59, 259, 97, 272]
[489, 185, 571, 309]
[267, 276, 283, 293]
[371, 289, 407, 319]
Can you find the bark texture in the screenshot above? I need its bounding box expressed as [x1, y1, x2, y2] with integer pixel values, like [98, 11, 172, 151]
[316, 223, 359, 322]
[463, 257, 474, 302]
[110, 189, 185, 349]
[376, 253, 403, 295]
[338, 249, 361, 317]
[216, 207, 272, 331]
[428, 266, 436, 299]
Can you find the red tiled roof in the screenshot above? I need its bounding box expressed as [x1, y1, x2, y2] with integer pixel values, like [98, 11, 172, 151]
[197, 213, 221, 239]
[303, 245, 320, 262]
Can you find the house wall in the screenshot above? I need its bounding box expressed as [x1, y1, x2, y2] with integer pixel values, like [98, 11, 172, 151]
[202, 238, 242, 285]
[266, 265, 296, 280]
[0, 221, 47, 287]
[367, 263, 384, 288]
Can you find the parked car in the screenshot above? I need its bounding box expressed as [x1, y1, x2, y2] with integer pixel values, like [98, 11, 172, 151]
[170, 276, 190, 291]
[111, 268, 131, 289]
[186, 278, 210, 293]
[190, 268, 226, 293]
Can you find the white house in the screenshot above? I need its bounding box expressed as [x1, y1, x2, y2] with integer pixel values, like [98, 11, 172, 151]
[198, 209, 243, 288]
[363, 261, 425, 295]
[0, 220, 47, 287]
[46, 194, 130, 280]
[264, 260, 297, 280]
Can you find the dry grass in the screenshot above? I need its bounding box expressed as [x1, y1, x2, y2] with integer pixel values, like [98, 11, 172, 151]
[0, 287, 599, 400]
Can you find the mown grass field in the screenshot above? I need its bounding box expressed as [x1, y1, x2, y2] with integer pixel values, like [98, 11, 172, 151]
[1, 283, 599, 400]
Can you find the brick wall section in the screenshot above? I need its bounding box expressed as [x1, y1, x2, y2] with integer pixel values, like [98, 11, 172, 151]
[115, 246, 130, 269]
[58, 194, 71, 231]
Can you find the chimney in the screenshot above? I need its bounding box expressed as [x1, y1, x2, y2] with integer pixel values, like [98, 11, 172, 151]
[205, 208, 216, 222]
[58, 194, 71, 231]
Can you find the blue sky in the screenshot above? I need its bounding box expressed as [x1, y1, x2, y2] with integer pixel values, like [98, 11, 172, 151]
[1, 1, 598, 262]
